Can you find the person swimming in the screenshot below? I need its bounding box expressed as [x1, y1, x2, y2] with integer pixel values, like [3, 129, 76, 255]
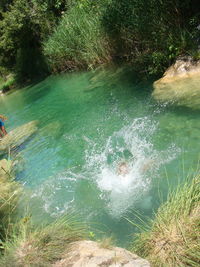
[0, 115, 7, 138]
[117, 161, 129, 176]
[117, 158, 155, 177]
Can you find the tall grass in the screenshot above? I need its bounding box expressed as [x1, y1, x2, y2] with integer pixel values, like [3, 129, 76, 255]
[0, 162, 21, 243]
[131, 176, 200, 266]
[0, 215, 86, 266]
[44, 5, 112, 72]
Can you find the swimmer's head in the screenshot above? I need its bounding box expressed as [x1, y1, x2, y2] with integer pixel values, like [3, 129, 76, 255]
[117, 161, 129, 176]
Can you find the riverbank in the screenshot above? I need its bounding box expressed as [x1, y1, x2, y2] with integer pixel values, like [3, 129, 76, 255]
[152, 58, 200, 109]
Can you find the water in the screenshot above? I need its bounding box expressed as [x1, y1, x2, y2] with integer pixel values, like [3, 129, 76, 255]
[0, 66, 200, 246]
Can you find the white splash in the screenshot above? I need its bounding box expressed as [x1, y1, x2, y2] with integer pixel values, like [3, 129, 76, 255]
[30, 170, 77, 216]
[85, 117, 179, 217]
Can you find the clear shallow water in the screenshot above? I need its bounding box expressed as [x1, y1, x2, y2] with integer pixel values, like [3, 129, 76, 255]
[0, 66, 200, 246]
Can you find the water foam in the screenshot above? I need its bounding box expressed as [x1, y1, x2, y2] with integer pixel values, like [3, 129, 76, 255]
[85, 117, 179, 217]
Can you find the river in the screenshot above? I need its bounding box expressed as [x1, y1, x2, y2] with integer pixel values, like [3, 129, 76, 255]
[0, 66, 199, 246]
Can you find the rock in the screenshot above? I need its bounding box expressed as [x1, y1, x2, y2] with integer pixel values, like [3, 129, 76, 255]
[152, 58, 200, 109]
[53, 240, 150, 267]
[0, 120, 38, 156]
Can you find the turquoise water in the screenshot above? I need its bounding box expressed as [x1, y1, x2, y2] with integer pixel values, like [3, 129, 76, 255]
[0, 66, 200, 246]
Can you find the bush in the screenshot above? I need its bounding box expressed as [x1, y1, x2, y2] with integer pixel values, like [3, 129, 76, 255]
[1, 0, 200, 77]
[44, 0, 200, 75]
[102, 0, 200, 74]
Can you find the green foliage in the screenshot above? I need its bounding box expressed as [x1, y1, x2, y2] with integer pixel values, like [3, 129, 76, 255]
[0, 74, 15, 93]
[0, 0, 200, 77]
[131, 177, 200, 266]
[0, 0, 70, 81]
[44, 4, 112, 72]
[102, 0, 200, 74]
[43, 0, 200, 74]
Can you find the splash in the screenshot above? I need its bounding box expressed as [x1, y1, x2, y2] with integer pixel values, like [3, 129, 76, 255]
[30, 170, 77, 217]
[28, 117, 179, 220]
[85, 117, 179, 217]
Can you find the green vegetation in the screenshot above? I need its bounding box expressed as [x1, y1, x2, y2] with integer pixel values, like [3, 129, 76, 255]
[131, 177, 200, 266]
[0, 216, 85, 266]
[0, 0, 199, 83]
[44, 0, 200, 74]
[0, 159, 21, 243]
[0, 159, 86, 266]
[0, 74, 16, 93]
[44, 4, 112, 72]
[0, 0, 70, 82]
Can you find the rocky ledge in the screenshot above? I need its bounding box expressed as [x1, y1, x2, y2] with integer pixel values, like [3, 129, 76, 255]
[0, 120, 38, 156]
[152, 57, 200, 109]
[53, 240, 150, 267]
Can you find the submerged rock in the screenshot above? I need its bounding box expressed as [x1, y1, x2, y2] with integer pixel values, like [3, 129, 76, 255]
[0, 120, 38, 156]
[38, 121, 62, 138]
[152, 58, 200, 109]
[53, 240, 150, 267]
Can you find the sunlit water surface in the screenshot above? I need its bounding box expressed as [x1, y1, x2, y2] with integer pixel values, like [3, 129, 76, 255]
[0, 67, 200, 246]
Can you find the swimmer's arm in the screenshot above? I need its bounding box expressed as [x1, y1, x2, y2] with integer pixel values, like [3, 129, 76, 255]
[1, 126, 7, 135]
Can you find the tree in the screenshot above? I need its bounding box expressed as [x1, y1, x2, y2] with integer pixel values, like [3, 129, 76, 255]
[0, 0, 69, 80]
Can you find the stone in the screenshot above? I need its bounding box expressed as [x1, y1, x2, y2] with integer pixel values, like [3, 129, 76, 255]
[53, 240, 150, 267]
[0, 120, 38, 156]
[152, 58, 200, 109]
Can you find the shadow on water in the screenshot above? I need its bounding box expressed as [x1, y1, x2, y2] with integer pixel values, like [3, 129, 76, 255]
[169, 105, 200, 117]
[85, 65, 155, 102]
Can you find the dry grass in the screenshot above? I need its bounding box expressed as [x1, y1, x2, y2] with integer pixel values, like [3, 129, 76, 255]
[0, 165, 21, 243]
[0, 216, 86, 266]
[99, 236, 115, 250]
[131, 177, 200, 267]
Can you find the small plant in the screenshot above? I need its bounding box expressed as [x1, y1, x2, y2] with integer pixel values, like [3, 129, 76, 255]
[0, 162, 21, 243]
[0, 75, 16, 93]
[99, 236, 114, 249]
